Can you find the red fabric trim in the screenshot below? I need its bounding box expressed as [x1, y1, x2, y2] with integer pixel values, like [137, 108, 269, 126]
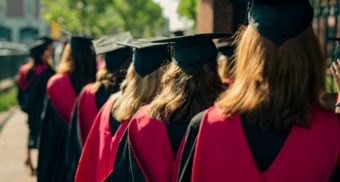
[46, 73, 77, 124]
[75, 95, 129, 182]
[192, 106, 340, 182]
[77, 83, 98, 145]
[128, 105, 186, 182]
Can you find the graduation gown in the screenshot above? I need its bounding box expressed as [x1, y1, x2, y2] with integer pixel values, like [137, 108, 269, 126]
[178, 106, 340, 182]
[105, 105, 189, 182]
[37, 72, 84, 182]
[17, 63, 55, 148]
[65, 83, 112, 182]
[75, 93, 129, 182]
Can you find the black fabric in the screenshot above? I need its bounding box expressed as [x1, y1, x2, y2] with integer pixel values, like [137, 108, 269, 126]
[105, 47, 131, 72]
[104, 130, 147, 182]
[165, 122, 189, 158]
[65, 103, 82, 182]
[37, 99, 68, 182]
[69, 71, 87, 95]
[249, 0, 313, 46]
[95, 84, 114, 111]
[178, 111, 204, 182]
[178, 111, 340, 181]
[334, 43, 340, 60]
[109, 114, 121, 136]
[240, 115, 290, 171]
[17, 67, 55, 148]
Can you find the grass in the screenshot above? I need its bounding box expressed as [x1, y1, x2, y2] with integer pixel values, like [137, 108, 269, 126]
[0, 87, 17, 112]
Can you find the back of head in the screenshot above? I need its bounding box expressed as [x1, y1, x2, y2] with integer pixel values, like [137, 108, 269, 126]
[217, 25, 326, 131]
[113, 63, 163, 121]
[148, 60, 223, 123]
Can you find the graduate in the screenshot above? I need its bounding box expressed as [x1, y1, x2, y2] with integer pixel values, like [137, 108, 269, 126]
[179, 0, 340, 181]
[17, 38, 54, 175]
[75, 40, 169, 182]
[37, 36, 97, 182]
[65, 32, 132, 182]
[104, 33, 230, 182]
[216, 41, 234, 87]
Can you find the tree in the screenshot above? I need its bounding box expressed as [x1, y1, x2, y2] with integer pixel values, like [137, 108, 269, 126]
[41, 0, 168, 37]
[177, 0, 197, 24]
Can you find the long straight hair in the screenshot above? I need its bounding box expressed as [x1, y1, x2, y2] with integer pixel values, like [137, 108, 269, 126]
[217, 26, 326, 131]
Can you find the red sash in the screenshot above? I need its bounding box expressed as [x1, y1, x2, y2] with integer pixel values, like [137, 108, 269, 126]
[192, 106, 340, 182]
[18, 63, 47, 90]
[77, 83, 98, 145]
[47, 73, 77, 124]
[128, 105, 186, 182]
[75, 95, 129, 182]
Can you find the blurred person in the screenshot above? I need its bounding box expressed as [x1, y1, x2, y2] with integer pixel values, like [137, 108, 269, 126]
[216, 41, 235, 88]
[105, 33, 229, 182]
[75, 40, 169, 182]
[65, 33, 132, 182]
[17, 38, 55, 175]
[37, 36, 97, 182]
[330, 38, 340, 115]
[178, 1, 340, 181]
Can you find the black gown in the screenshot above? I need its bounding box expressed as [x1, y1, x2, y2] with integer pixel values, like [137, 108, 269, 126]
[178, 111, 340, 182]
[37, 72, 85, 182]
[104, 118, 189, 182]
[17, 66, 55, 148]
[65, 84, 113, 182]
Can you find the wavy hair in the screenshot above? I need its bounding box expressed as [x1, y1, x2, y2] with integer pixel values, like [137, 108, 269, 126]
[148, 61, 223, 123]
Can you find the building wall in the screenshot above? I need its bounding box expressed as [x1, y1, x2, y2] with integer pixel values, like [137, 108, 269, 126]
[197, 0, 247, 33]
[0, 0, 48, 43]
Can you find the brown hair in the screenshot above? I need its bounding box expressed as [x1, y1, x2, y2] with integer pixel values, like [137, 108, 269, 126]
[148, 61, 223, 123]
[217, 25, 327, 131]
[57, 43, 97, 83]
[112, 64, 162, 121]
[217, 55, 234, 83]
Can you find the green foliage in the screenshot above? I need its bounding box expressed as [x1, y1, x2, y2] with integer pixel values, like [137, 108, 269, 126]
[42, 0, 168, 37]
[0, 87, 17, 112]
[177, 0, 197, 23]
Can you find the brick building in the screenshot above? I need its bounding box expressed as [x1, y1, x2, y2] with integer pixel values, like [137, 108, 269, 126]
[196, 0, 340, 58]
[0, 0, 48, 43]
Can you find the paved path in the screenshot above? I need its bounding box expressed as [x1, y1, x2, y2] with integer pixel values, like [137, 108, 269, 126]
[0, 108, 37, 182]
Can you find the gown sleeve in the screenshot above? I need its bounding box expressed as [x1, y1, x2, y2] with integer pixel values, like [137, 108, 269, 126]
[65, 102, 82, 182]
[177, 111, 204, 182]
[37, 98, 68, 182]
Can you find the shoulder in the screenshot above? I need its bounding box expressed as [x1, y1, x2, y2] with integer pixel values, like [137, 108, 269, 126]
[130, 105, 162, 129]
[18, 63, 32, 74]
[80, 83, 96, 95]
[47, 73, 69, 89]
[310, 106, 340, 134]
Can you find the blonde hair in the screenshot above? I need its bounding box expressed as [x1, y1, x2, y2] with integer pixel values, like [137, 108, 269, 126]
[112, 64, 162, 121]
[148, 61, 223, 123]
[217, 25, 326, 131]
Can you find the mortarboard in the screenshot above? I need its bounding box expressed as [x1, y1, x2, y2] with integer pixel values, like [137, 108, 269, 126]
[92, 32, 133, 72]
[216, 42, 234, 57]
[150, 33, 233, 73]
[119, 40, 170, 77]
[248, 0, 313, 46]
[329, 37, 340, 60]
[29, 39, 50, 58]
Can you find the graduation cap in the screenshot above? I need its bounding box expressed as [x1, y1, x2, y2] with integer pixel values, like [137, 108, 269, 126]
[38, 36, 53, 45]
[92, 32, 133, 72]
[150, 33, 233, 73]
[119, 40, 170, 77]
[29, 39, 50, 59]
[70, 36, 94, 58]
[329, 37, 340, 60]
[216, 42, 234, 57]
[248, 0, 313, 46]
